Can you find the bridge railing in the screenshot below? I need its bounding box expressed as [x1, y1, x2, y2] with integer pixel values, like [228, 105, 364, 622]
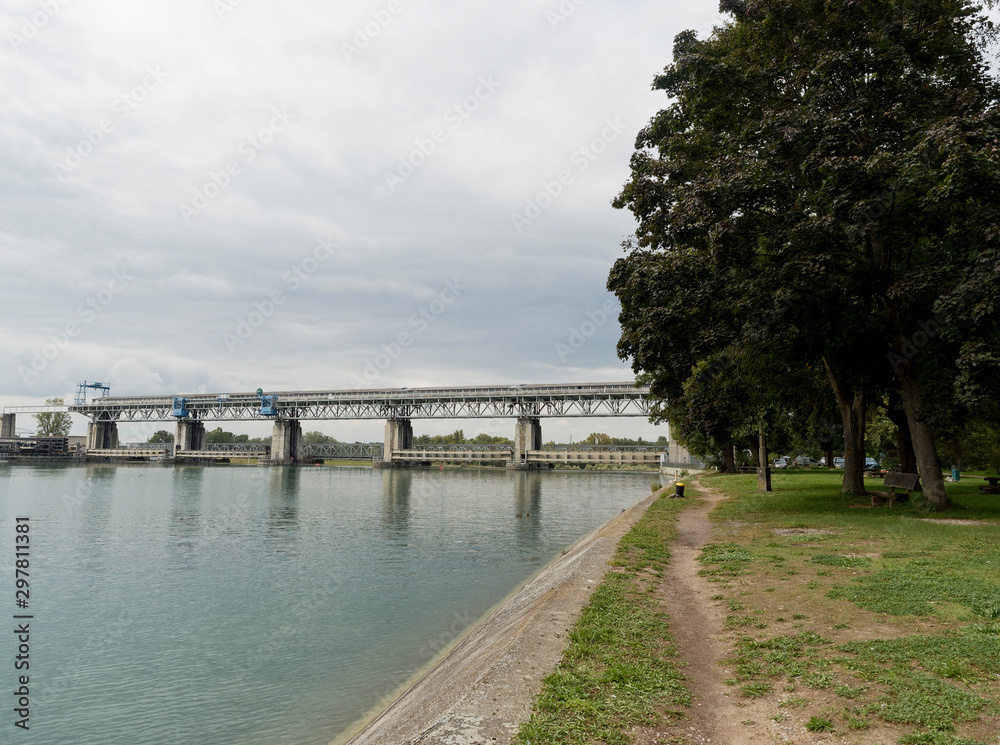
[539, 444, 664, 452]
[124, 442, 175, 453]
[304, 443, 382, 459]
[204, 442, 270, 452]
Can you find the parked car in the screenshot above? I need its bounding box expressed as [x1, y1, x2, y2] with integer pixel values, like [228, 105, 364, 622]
[773, 457, 789, 469]
[834, 457, 846, 469]
[795, 455, 822, 467]
[865, 457, 880, 470]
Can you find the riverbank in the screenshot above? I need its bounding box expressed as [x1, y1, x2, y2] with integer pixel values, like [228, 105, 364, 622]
[345, 469, 1000, 745]
[337, 482, 680, 745]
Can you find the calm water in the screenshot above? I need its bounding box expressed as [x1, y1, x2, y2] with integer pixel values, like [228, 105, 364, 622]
[0, 464, 657, 745]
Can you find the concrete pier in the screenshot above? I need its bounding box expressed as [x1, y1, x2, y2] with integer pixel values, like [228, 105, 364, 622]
[271, 419, 302, 465]
[376, 418, 414, 469]
[87, 420, 119, 450]
[508, 417, 543, 470]
[1, 413, 14, 438]
[175, 420, 206, 451]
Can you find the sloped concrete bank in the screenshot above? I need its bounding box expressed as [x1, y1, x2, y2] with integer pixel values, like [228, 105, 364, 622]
[336, 487, 666, 745]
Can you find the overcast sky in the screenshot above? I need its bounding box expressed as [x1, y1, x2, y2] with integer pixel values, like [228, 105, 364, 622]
[1, 0, 726, 441]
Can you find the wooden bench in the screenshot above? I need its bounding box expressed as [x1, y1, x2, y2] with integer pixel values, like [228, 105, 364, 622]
[870, 472, 921, 507]
[978, 476, 1000, 494]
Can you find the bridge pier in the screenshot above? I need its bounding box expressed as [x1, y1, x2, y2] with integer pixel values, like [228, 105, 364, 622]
[271, 419, 302, 465]
[375, 418, 413, 468]
[1, 413, 14, 438]
[175, 419, 206, 451]
[87, 420, 119, 450]
[507, 417, 543, 470]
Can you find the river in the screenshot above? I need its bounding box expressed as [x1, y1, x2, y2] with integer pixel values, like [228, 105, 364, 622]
[0, 464, 658, 745]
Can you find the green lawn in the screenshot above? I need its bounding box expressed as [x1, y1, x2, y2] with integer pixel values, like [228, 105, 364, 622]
[515, 471, 1000, 744]
[703, 470, 1000, 744]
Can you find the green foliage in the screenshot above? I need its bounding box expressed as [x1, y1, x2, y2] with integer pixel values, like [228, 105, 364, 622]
[412, 430, 515, 445]
[608, 0, 1000, 504]
[302, 430, 338, 445]
[205, 427, 250, 444]
[35, 397, 72, 437]
[739, 681, 772, 698]
[147, 430, 174, 443]
[805, 716, 833, 732]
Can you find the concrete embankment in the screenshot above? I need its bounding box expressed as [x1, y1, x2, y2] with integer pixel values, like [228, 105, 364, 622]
[336, 487, 668, 745]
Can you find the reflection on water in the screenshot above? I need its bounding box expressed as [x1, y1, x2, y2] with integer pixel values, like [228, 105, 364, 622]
[267, 467, 301, 536]
[170, 467, 205, 570]
[76, 465, 116, 566]
[0, 465, 652, 745]
[513, 472, 543, 549]
[381, 469, 412, 535]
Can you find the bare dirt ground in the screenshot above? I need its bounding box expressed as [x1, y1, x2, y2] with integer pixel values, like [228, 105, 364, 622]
[632, 477, 745, 745]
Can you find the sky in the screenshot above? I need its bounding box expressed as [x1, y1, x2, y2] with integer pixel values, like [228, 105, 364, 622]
[1, 0, 727, 442]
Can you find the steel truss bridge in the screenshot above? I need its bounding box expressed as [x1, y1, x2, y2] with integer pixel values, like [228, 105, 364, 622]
[52, 381, 650, 422]
[1, 382, 702, 468]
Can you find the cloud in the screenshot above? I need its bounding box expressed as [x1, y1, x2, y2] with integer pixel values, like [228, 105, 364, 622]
[1, 0, 724, 439]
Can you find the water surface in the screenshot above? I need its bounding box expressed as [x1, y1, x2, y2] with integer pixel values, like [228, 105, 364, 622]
[0, 464, 655, 745]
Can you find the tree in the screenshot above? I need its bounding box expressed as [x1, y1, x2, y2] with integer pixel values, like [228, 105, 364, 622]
[609, 0, 1000, 507]
[303, 431, 339, 445]
[583, 433, 612, 445]
[148, 430, 174, 443]
[35, 397, 71, 437]
[205, 427, 248, 444]
[471, 433, 513, 445]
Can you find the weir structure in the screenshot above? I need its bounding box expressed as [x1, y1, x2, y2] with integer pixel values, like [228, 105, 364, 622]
[1, 382, 698, 469]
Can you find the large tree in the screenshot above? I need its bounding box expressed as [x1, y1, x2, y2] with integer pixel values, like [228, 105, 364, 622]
[35, 397, 72, 437]
[610, 0, 1000, 508]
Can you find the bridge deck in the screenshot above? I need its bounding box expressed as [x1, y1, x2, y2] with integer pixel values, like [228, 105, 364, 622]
[87, 448, 171, 458]
[46, 382, 650, 422]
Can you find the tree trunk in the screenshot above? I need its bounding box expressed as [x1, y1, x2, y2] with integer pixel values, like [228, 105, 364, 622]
[897, 376, 950, 509]
[825, 447, 834, 470]
[823, 358, 867, 495]
[750, 442, 760, 468]
[887, 406, 917, 474]
[720, 434, 737, 473]
[758, 430, 771, 491]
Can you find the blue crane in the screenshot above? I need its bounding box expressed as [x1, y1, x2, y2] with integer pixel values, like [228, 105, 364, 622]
[75, 381, 110, 406]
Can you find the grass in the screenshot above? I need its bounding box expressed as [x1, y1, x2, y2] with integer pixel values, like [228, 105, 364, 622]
[702, 470, 1000, 744]
[513, 487, 694, 745]
[513, 471, 1000, 744]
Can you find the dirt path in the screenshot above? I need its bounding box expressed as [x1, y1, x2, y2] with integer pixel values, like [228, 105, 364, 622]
[646, 477, 744, 744]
